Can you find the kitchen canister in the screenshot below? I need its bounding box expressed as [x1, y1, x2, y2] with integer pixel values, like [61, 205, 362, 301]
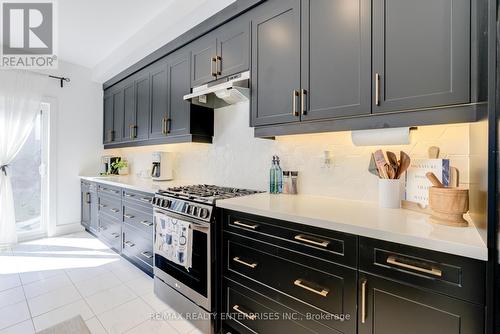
[378, 178, 402, 208]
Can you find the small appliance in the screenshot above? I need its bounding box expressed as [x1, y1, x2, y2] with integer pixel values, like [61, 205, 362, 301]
[100, 156, 121, 175]
[151, 152, 174, 181]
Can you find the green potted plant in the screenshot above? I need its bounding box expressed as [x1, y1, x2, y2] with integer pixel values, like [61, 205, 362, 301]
[111, 158, 129, 175]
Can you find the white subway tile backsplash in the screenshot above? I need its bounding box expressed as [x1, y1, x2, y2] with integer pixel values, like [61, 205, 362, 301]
[106, 102, 470, 202]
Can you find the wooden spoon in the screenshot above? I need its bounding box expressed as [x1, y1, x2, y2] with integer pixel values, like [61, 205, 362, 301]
[428, 146, 440, 159]
[396, 151, 411, 179]
[386, 151, 398, 176]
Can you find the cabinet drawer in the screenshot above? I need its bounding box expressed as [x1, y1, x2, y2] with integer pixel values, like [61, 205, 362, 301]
[98, 184, 121, 197]
[223, 210, 357, 267]
[122, 189, 153, 208]
[225, 232, 356, 332]
[122, 224, 153, 274]
[223, 278, 322, 334]
[99, 216, 121, 252]
[359, 237, 485, 305]
[98, 194, 122, 221]
[123, 205, 153, 237]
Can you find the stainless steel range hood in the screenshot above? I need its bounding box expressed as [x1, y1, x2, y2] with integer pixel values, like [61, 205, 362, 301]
[183, 71, 250, 109]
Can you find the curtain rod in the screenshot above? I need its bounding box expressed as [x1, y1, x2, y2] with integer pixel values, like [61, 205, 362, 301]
[48, 75, 70, 88]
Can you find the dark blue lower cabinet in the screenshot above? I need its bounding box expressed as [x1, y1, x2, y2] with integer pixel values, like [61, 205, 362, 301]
[220, 209, 486, 334]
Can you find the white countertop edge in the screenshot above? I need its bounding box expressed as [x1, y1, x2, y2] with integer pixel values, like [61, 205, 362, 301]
[217, 201, 488, 261]
[79, 176, 160, 194]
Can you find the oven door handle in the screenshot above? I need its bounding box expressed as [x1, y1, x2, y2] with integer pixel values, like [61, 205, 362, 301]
[154, 209, 211, 231]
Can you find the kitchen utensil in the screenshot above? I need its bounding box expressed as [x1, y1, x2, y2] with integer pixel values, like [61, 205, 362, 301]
[429, 187, 469, 227]
[387, 151, 398, 171]
[373, 150, 389, 179]
[428, 146, 440, 159]
[425, 172, 444, 188]
[368, 154, 380, 177]
[396, 151, 411, 179]
[386, 164, 396, 179]
[450, 167, 459, 187]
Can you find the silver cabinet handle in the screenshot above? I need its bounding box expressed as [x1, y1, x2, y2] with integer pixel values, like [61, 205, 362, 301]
[139, 220, 153, 227]
[162, 117, 167, 135]
[85, 193, 91, 204]
[211, 57, 217, 77]
[233, 257, 258, 269]
[294, 234, 330, 248]
[110, 208, 119, 213]
[361, 279, 367, 324]
[232, 305, 256, 321]
[110, 232, 120, 238]
[140, 197, 152, 203]
[141, 251, 153, 259]
[124, 214, 134, 219]
[124, 193, 134, 198]
[386, 255, 442, 277]
[129, 124, 136, 139]
[292, 90, 299, 116]
[233, 220, 259, 230]
[99, 204, 107, 208]
[293, 279, 329, 297]
[375, 73, 380, 106]
[301, 89, 307, 115]
[124, 241, 135, 247]
[216, 55, 222, 76]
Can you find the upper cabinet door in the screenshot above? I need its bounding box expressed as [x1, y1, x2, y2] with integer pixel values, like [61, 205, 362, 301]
[216, 18, 250, 78]
[123, 82, 136, 141]
[167, 51, 191, 137]
[191, 33, 217, 87]
[135, 72, 150, 141]
[112, 89, 124, 142]
[103, 94, 114, 144]
[149, 60, 169, 139]
[301, 0, 371, 121]
[251, 0, 301, 126]
[372, 0, 470, 113]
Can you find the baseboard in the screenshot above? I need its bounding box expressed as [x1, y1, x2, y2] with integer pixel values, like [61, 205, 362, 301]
[50, 223, 84, 237]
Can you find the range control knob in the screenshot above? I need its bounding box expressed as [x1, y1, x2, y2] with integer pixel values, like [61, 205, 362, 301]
[199, 208, 210, 219]
[192, 206, 199, 216]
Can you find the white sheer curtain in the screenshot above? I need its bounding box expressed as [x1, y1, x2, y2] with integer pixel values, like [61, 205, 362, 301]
[0, 71, 48, 248]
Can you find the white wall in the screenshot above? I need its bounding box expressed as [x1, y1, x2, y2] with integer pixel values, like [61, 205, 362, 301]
[39, 61, 103, 233]
[106, 102, 471, 202]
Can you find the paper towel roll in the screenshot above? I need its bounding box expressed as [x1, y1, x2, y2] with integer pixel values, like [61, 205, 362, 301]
[351, 127, 412, 146]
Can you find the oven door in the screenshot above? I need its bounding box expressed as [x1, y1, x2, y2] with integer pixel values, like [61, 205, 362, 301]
[153, 208, 211, 311]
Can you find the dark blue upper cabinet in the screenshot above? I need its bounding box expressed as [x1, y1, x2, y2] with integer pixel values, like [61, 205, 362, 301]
[148, 59, 169, 139]
[103, 94, 114, 144]
[372, 0, 470, 113]
[167, 50, 190, 137]
[300, 0, 371, 121]
[251, 0, 302, 126]
[112, 89, 125, 142]
[190, 15, 250, 88]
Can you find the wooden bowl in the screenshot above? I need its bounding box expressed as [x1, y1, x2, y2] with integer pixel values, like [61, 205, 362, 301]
[428, 187, 469, 227]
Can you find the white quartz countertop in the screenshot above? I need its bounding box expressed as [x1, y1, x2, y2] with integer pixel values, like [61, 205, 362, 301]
[79, 175, 189, 194]
[216, 193, 488, 261]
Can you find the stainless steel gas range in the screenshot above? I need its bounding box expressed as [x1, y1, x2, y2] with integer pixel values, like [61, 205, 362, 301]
[152, 185, 262, 334]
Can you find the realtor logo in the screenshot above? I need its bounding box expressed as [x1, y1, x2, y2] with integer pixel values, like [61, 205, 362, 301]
[1, 1, 57, 68]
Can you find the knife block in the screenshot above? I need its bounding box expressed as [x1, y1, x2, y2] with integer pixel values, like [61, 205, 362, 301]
[428, 187, 469, 227]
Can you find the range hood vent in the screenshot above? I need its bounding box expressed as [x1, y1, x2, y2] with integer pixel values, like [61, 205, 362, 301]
[183, 71, 250, 109]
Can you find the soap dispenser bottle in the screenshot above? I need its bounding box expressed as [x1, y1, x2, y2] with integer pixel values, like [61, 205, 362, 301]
[276, 156, 283, 193]
[269, 156, 276, 193]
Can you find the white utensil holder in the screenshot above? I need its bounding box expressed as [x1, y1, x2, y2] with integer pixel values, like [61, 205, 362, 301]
[378, 178, 402, 209]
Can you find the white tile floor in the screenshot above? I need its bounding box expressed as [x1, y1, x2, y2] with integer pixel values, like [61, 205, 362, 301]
[0, 231, 204, 334]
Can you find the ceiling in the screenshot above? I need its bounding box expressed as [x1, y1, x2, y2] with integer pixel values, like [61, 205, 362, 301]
[57, 0, 236, 82]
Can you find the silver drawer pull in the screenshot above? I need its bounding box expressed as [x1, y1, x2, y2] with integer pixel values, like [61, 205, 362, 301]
[110, 233, 120, 238]
[294, 234, 330, 248]
[386, 255, 442, 277]
[139, 220, 153, 227]
[233, 220, 259, 230]
[233, 257, 258, 269]
[140, 251, 153, 259]
[124, 193, 135, 197]
[232, 305, 256, 321]
[124, 241, 135, 247]
[124, 214, 135, 219]
[99, 204, 107, 208]
[110, 208, 120, 213]
[140, 197, 151, 203]
[294, 279, 329, 297]
[111, 190, 119, 194]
